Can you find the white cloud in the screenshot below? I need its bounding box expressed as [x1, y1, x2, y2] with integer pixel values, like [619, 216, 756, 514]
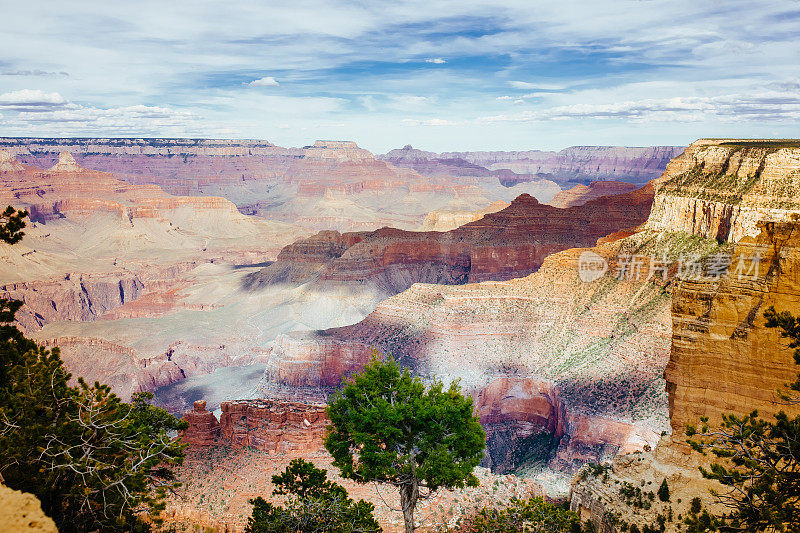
[508, 81, 564, 91]
[248, 76, 279, 87]
[402, 118, 457, 126]
[481, 91, 800, 124]
[0, 89, 68, 107]
[425, 58, 446, 64]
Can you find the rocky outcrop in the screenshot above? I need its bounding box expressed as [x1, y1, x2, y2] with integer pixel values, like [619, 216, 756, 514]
[181, 400, 221, 446]
[645, 139, 800, 242]
[1, 272, 145, 330]
[420, 200, 509, 231]
[218, 399, 329, 452]
[666, 220, 800, 433]
[0, 149, 25, 172]
[47, 151, 81, 173]
[244, 230, 367, 286]
[548, 181, 637, 208]
[248, 185, 655, 294]
[0, 484, 58, 533]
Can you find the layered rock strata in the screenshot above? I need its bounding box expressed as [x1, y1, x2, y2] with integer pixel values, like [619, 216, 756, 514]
[420, 200, 509, 231]
[260, 228, 696, 474]
[383, 145, 684, 185]
[248, 185, 655, 294]
[569, 220, 800, 532]
[548, 181, 637, 208]
[645, 139, 800, 242]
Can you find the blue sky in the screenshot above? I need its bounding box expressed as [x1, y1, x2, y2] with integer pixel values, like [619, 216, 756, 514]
[0, 0, 798, 152]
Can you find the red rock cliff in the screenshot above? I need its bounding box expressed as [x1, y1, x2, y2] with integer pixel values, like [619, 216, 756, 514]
[248, 185, 655, 294]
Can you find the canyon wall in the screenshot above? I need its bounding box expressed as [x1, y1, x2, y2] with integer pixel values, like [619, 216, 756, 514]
[568, 221, 800, 533]
[667, 220, 800, 432]
[1, 138, 556, 233]
[382, 145, 685, 185]
[645, 139, 800, 242]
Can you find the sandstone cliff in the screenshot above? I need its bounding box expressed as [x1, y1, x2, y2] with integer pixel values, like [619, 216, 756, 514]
[645, 139, 800, 242]
[0, 484, 58, 533]
[569, 220, 800, 532]
[666, 220, 800, 432]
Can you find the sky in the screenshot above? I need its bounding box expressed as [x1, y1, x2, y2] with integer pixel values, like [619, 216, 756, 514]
[0, 0, 798, 152]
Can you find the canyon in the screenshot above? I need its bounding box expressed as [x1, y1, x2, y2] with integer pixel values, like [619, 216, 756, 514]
[6, 136, 757, 531]
[0, 138, 562, 232]
[251, 139, 800, 491]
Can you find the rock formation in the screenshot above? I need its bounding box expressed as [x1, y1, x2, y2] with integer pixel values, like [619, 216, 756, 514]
[420, 200, 509, 231]
[645, 139, 800, 242]
[260, 228, 684, 476]
[218, 399, 329, 452]
[0, 149, 25, 172]
[248, 185, 655, 295]
[47, 151, 81, 173]
[548, 181, 637, 208]
[0, 484, 58, 533]
[180, 400, 221, 446]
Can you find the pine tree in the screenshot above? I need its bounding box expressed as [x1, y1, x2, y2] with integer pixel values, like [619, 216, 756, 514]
[324, 352, 486, 533]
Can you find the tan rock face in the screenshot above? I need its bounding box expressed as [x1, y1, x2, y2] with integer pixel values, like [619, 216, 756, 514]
[47, 151, 81, 173]
[646, 139, 800, 242]
[666, 220, 800, 433]
[0, 149, 25, 172]
[0, 483, 58, 533]
[420, 200, 509, 231]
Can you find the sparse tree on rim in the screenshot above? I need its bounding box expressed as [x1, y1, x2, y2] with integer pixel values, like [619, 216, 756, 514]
[324, 351, 486, 533]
